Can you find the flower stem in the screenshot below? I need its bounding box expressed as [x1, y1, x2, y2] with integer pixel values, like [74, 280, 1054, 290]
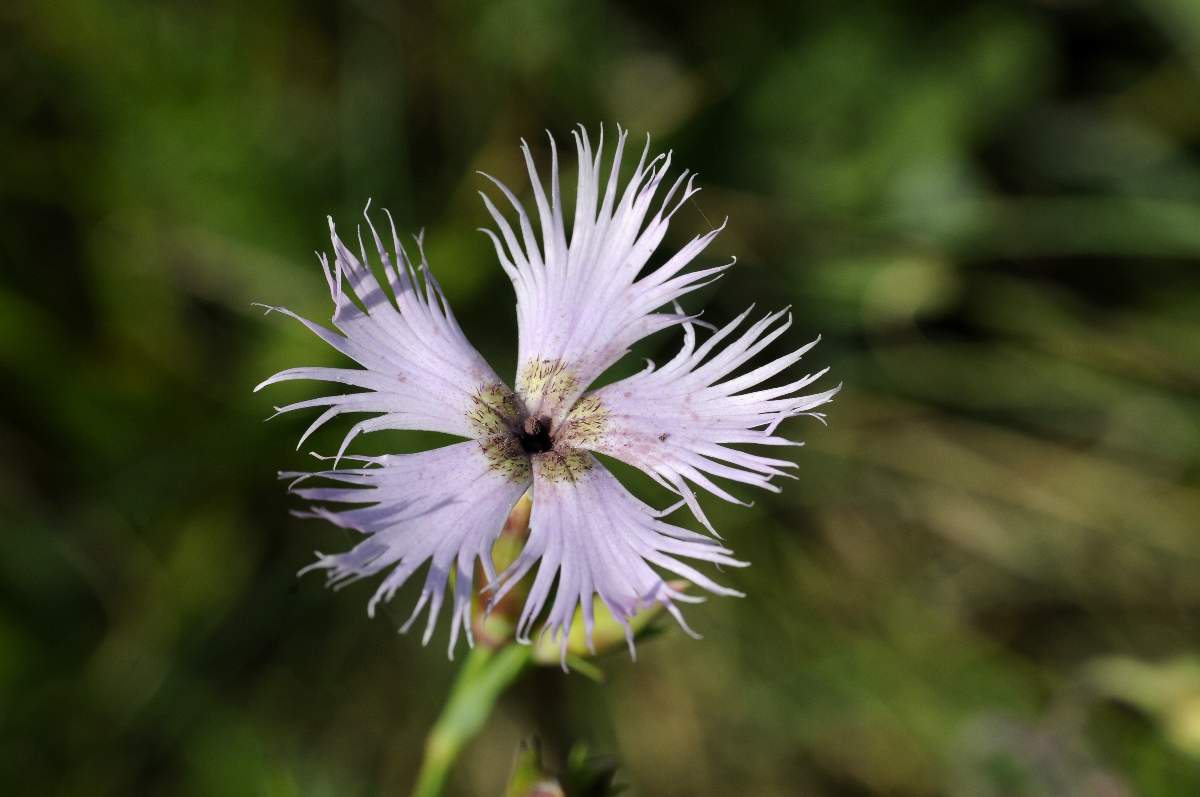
[410, 642, 533, 797]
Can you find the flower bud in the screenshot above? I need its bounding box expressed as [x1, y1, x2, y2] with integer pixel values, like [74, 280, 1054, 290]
[472, 493, 532, 648]
[503, 739, 565, 797]
[531, 580, 690, 671]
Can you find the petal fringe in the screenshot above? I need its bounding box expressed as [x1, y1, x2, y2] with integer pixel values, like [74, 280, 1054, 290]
[257, 206, 510, 446]
[489, 453, 746, 666]
[480, 125, 729, 423]
[582, 309, 839, 533]
[294, 442, 530, 657]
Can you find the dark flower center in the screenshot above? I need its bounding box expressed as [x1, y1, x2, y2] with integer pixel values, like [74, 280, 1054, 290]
[518, 415, 554, 454]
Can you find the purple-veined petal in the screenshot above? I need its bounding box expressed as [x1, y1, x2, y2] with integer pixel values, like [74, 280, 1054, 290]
[479, 125, 731, 425]
[292, 441, 531, 657]
[256, 207, 514, 450]
[566, 309, 840, 533]
[487, 451, 746, 668]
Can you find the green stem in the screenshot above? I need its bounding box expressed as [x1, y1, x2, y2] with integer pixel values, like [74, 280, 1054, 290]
[410, 643, 533, 797]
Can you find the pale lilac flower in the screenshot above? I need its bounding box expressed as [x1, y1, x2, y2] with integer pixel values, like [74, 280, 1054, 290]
[258, 126, 838, 663]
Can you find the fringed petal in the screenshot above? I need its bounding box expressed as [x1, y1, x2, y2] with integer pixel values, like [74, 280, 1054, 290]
[574, 309, 839, 533]
[294, 441, 530, 657]
[256, 206, 512, 445]
[480, 125, 729, 424]
[488, 453, 746, 668]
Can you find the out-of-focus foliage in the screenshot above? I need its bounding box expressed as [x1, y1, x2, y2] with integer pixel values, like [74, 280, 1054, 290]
[3, 0, 1200, 794]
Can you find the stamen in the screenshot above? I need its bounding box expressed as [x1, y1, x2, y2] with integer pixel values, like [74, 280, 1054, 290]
[519, 415, 553, 454]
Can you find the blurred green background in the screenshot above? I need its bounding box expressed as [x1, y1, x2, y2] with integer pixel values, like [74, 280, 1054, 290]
[4, 0, 1200, 794]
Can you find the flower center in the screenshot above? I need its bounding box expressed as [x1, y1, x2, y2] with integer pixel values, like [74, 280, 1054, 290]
[518, 415, 554, 454]
[468, 381, 609, 483]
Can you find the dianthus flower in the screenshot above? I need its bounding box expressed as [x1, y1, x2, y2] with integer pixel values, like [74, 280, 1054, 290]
[258, 127, 838, 662]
